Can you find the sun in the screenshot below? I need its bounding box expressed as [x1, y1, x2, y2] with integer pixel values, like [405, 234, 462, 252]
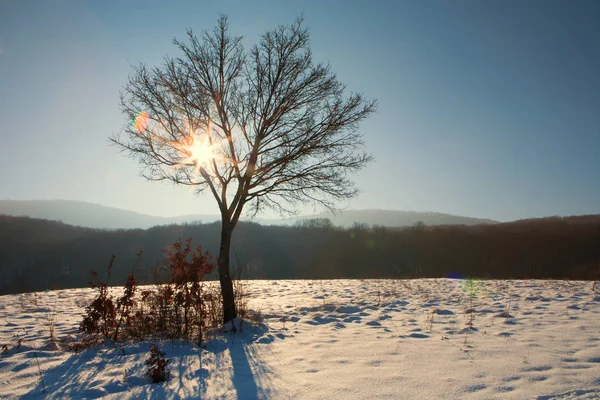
[179, 134, 216, 171]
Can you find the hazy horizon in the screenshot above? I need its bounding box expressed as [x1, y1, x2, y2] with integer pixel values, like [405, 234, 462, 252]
[0, 198, 501, 222]
[1, 0, 599, 221]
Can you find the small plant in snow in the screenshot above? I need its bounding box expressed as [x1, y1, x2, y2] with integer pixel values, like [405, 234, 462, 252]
[145, 343, 170, 383]
[18, 292, 58, 344]
[16, 328, 46, 393]
[498, 297, 513, 318]
[45, 304, 58, 343]
[463, 277, 479, 328]
[12, 331, 24, 350]
[79, 256, 117, 339]
[426, 309, 436, 331]
[31, 337, 47, 393]
[113, 251, 142, 341]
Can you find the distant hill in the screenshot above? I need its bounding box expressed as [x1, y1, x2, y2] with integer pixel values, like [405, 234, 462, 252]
[0, 199, 497, 230]
[0, 200, 219, 230]
[302, 209, 497, 227]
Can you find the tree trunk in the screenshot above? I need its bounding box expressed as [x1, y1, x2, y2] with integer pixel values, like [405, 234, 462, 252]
[218, 221, 237, 324]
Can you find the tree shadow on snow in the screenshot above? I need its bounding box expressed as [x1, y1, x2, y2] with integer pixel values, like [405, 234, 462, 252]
[21, 344, 149, 399]
[203, 321, 280, 399]
[22, 322, 282, 399]
[230, 338, 260, 399]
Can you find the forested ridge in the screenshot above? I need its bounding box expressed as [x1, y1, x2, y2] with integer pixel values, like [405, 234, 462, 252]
[1, 214, 599, 294]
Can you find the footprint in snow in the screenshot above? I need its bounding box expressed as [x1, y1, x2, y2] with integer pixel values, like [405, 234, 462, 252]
[466, 383, 487, 392]
[335, 305, 362, 314]
[522, 365, 552, 372]
[408, 333, 429, 339]
[528, 376, 548, 382]
[496, 386, 515, 393]
[561, 357, 578, 362]
[563, 364, 591, 369]
[257, 335, 274, 344]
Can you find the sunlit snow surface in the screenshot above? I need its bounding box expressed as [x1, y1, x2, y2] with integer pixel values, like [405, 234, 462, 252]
[1, 279, 599, 399]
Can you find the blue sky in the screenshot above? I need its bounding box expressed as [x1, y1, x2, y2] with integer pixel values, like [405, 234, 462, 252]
[0, 0, 598, 221]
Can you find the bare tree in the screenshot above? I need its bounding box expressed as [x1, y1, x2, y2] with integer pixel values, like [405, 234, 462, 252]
[112, 16, 376, 323]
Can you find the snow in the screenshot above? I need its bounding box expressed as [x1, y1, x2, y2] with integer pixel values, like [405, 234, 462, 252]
[1, 279, 599, 399]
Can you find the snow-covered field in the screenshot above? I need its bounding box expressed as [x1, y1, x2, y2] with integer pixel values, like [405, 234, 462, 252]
[1, 279, 599, 399]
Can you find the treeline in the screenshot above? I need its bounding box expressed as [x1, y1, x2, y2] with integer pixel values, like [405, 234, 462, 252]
[1, 214, 599, 294]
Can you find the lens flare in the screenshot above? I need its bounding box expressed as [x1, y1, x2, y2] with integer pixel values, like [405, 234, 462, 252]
[134, 111, 150, 133]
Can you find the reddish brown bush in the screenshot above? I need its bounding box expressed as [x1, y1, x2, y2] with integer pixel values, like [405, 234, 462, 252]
[113, 251, 141, 341]
[162, 238, 215, 343]
[77, 239, 224, 346]
[145, 343, 169, 383]
[79, 256, 117, 339]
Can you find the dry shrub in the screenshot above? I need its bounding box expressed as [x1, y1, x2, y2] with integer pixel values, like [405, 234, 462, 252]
[112, 251, 142, 341]
[78, 238, 218, 345]
[145, 343, 169, 383]
[76, 238, 258, 348]
[79, 256, 117, 339]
